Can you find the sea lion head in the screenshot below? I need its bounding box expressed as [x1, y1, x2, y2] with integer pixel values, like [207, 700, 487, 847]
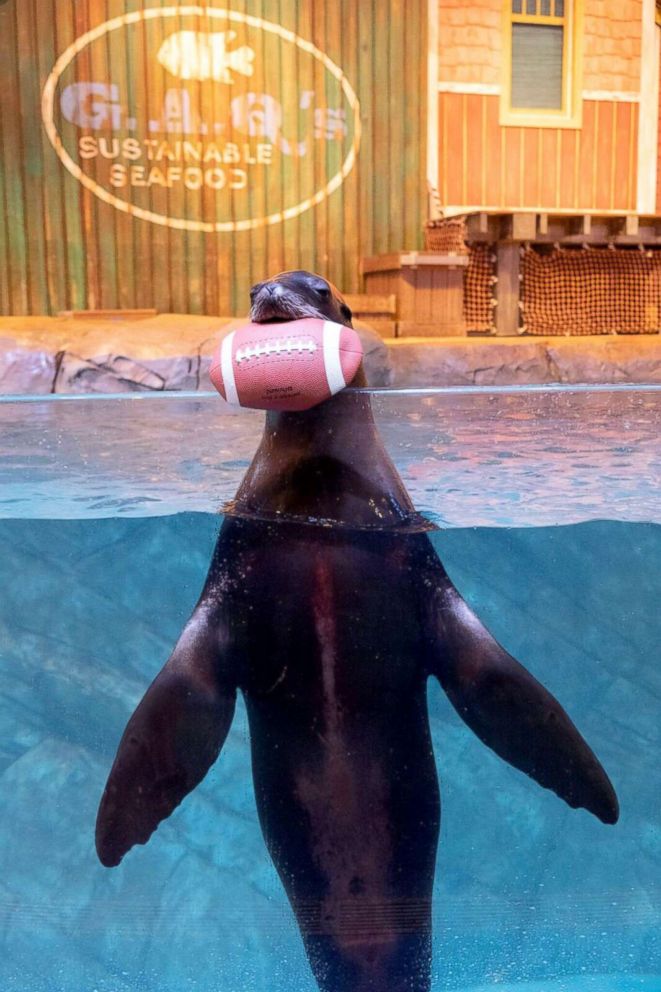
[249, 270, 353, 328]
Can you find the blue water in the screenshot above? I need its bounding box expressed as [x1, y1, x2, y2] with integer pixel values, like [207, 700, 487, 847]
[0, 388, 658, 526]
[0, 514, 658, 992]
[0, 388, 659, 991]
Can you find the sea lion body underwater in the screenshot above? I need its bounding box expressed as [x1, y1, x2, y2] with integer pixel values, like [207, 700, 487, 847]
[96, 271, 618, 992]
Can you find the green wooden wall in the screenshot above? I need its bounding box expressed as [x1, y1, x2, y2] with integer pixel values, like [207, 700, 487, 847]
[0, 0, 426, 316]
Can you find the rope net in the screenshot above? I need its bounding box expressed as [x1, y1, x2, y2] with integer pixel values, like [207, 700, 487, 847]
[521, 245, 661, 335]
[465, 244, 496, 333]
[424, 217, 469, 254]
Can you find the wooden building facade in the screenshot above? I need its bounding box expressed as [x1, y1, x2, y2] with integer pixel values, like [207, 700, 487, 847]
[0, 0, 427, 316]
[430, 0, 660, 217]
[2, 0, 661, 323]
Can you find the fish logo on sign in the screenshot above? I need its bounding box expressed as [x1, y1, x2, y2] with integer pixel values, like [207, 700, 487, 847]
[157, 30, 255, 84]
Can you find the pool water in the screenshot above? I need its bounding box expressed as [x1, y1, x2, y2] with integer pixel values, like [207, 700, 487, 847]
[0, 388, 658, 992]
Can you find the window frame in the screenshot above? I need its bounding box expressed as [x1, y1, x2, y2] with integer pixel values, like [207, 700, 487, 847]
[500, 0, 583, 129]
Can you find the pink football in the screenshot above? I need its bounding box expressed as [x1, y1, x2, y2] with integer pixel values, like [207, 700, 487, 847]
[209, 318, 364, 412]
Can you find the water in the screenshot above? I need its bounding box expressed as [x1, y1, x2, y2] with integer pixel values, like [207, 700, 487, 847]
[1, 387, 658, 525]
[0, 388, 659, 992]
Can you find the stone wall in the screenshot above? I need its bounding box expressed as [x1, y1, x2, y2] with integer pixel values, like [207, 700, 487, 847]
[0, 317, 659, 394]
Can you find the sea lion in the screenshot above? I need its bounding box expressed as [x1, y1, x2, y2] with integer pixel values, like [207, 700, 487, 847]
[96, 271, 618, 992]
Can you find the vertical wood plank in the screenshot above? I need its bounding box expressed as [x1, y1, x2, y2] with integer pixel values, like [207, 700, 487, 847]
[658, 41, 661, 213]
[416, 267, 433, 323]
[591, 100, 600, 211]
[578, 101, 596, 209]
[295, 0, 318, 280]
[443, 94, 464, 205]
[499, 127, 506, 208]
[224, 0, 249, 316]
[1, 3, 30, 314]
[279, 0, 301, 277]
[462, 94, 469, 206]
[495, 242, 520, 335]
[86, 0, 118, 309]
[480, 95, 488, 205]
[340, 0, 361, 289]
[413, 0, 427, 249]
[315, 0, 330, 274]
[558, 127, 577, 211]
[200, 3, 221, 317]
[503, 126, 521, 206]
[104, 0, 135, 310]
[272, 0, 289, 280]
[522, 128, 538, 206]
[122, 0, 153, 311]
[323, 0, 344, 286]
[268, 0, 289, 278]
[573, 127, 581, 210]
[0, 86, 10, 314]
[608, 100, 617, 212]
[484, 95, 501, 207]
[32, 0, 69, 313]
[397, 268, 416, 324]
[629, 102, 639, 211]
[387, 0, 405, 249]
[143, 4, 172, 312]
[15, 0, 50, 313]
[539, 129, 557, 208]
[439, 92, 448, 206]
[595, 98, 614, 211]
[169, 4, 194, 314]
[372, 0, 391, 252]
[53, 0, 87, 311]
[615, 101, 633, 212]
[358, 1, 375, 261]
[465, 94, 484, 206]
[239, 0, 263, 293]
[613, 103, 633, 210]
[72, 0, 100, 310]
[163, 2, 189, 313]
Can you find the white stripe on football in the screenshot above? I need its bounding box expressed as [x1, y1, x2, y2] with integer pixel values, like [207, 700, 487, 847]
[210, 318, 363, 411]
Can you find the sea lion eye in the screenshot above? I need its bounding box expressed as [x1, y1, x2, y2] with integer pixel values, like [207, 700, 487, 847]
[316, 285, 330, 299]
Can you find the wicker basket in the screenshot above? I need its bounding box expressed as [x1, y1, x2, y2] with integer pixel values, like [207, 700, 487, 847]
[424, 217, 468, 254]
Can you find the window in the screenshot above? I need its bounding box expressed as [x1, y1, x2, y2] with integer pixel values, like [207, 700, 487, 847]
[501, 0, 582, 127]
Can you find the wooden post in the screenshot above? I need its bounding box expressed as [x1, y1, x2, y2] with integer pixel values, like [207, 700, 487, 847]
[495, 243, 521, 336]
[625, 215, 640, 237]
[510, 213, 537, 241]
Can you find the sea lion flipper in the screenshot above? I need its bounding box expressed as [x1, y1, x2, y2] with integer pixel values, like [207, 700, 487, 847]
[431, 584, 619, 825]
[96, 609, 236, 867]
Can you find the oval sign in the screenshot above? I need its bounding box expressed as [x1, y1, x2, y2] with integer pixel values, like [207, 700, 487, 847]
[42, 6, 361, 232]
